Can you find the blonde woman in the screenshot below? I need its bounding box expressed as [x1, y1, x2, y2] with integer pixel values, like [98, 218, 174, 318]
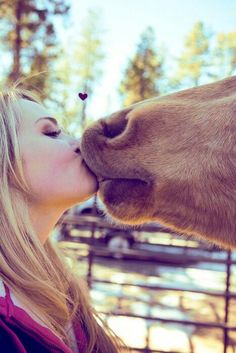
[0, 83, 125, 353]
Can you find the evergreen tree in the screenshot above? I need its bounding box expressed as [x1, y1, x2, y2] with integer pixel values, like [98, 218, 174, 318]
[119, 26, 165, 106]
[211, 31, 236, 79]
[171, 21, 212, 89]
[0, 0, 70, 100]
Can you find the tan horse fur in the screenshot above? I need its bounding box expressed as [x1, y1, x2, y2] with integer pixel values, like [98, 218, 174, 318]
[81, 76, 236, 249]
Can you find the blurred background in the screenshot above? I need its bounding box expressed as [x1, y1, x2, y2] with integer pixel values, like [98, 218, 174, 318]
[0, 0, 236, 134]
[1, 0, 236, 352]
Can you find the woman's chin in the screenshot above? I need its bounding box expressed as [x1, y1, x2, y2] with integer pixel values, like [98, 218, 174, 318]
[72, 179, 99, 204]
[84, 167, 99, 193]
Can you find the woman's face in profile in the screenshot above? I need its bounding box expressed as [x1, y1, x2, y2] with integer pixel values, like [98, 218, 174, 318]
[17, 98, 98, 210]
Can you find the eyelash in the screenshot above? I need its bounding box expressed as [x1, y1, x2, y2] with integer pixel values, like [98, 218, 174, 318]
[45, 129, 62, 138]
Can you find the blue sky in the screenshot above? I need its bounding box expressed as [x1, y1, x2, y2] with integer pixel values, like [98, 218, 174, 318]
[62, 0, 236, 120]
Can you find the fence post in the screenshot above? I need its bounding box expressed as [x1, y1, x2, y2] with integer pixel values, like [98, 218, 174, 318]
[223, 250, 231, 353]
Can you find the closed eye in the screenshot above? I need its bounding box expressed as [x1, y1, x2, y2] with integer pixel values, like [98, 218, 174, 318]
[44, 129, 62, 138]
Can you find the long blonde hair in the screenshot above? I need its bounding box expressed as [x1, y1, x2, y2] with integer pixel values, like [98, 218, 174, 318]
[0, 81, 126, 352]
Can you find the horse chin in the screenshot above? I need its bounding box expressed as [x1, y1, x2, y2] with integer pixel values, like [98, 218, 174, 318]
[97, 179, 126, 216]
[97, 178, 152, 226]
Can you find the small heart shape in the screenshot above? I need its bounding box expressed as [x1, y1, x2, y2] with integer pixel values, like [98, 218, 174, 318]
[78, 92, 88, 101]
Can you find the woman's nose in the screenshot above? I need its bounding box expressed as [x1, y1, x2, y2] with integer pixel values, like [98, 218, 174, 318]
[71, 138, 81, 154]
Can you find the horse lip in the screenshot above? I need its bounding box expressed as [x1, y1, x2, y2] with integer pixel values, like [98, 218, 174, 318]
[97, 176, 118, 184]
[97, 176, 110, 183]
[97, 176, 150, 185]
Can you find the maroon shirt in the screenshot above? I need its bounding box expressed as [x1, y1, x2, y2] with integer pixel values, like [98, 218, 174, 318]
[0, 281, 87, 353]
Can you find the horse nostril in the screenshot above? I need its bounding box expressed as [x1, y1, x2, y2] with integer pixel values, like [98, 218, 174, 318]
[100, 115, 128, 139]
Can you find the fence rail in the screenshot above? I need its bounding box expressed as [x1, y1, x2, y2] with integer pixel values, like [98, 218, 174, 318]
[56, 212, 236, 353]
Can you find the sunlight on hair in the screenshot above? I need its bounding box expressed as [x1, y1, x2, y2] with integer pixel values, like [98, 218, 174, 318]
[0, 77, 126, 353]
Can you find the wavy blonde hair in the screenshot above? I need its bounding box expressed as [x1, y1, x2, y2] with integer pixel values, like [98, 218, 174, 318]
[0, 80, 126, 353]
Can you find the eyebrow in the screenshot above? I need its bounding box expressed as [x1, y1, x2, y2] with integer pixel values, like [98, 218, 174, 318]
[35, 117, 58, 126]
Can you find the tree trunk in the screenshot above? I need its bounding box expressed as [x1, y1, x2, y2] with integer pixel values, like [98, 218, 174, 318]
[9, 0, 23, 82]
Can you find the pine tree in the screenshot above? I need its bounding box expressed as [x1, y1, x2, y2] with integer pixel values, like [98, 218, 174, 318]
[119, 26, 165, 106]
[0, 0, 70, 99]
[211, 31, 236, 79]
[171, 21, 212, 89]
